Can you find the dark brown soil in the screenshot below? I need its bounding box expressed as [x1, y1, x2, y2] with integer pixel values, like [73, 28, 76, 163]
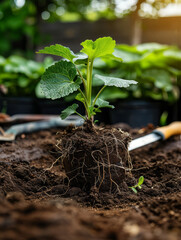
[0, 123, 180, 240]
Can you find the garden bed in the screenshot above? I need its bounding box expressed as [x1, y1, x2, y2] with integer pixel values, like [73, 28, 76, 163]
[0, 124, 180, 240]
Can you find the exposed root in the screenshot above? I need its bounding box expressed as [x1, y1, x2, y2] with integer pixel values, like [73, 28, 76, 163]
[57, 125, 132, 192]
[45, 156, 61, 171]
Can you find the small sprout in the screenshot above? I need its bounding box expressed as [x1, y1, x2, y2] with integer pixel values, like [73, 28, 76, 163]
[129, 176, 144, 194]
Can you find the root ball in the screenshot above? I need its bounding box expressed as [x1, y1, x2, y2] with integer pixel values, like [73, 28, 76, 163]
[58, 123, 132, 192]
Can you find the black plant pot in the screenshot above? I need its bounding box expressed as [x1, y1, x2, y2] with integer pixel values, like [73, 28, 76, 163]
[109, 100, 176, 128]
[0, 97, 36, 115]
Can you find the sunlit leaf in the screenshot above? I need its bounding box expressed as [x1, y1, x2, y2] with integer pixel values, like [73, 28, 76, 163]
[81, 37, 116, 60]
[37, 44, 76, 62]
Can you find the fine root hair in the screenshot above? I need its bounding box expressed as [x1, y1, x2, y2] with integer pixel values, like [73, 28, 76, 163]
[56, 127, 132, 192]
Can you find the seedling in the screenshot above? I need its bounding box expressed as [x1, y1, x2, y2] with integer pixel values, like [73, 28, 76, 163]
[129, 176, 144, 193]
[37, 37, 137, 191]
[37, 37, 137, 122]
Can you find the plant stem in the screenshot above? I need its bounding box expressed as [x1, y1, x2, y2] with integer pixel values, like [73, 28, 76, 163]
[78, 88, 89, 115]
[92, 85, 106, 106]
[87, 57, 90, 100]
[87, 59, 94, 119]
[76, 67, 87, 94]
[75, 111, 86, 121]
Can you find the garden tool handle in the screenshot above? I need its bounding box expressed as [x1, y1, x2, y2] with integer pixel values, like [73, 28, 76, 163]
[153, 121, 181, 140]
[5, 116, 83, 136]
[11, 114, 59, 121]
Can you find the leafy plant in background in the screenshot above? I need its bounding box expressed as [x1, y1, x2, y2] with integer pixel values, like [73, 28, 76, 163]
[0, 55, 53, 97]
[0, 0, 41, 57]
[37, 37, 137, 121]
[0, 0, 176, 57]
[91, 43, 181, 104]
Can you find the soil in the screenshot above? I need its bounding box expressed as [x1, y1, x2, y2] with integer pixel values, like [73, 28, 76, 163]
[0, 123, 180, 240]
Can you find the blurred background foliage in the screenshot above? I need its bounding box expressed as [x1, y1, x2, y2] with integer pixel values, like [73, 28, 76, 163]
[0, 0, 180, 105]
[0, 0, 180, 57]
[0, 0, 38, 57]
[63, 43, 181, 104]
[0, 55, 53, 97]
[0, 0, 180, 122]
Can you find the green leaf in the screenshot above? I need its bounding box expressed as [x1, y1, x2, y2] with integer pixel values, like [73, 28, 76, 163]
[116, 44, 139, 54]
[60, 103, 79, 120]
[37, 44, 76, 62]
[35, 82, 45, 98]
[101, 50, 123, 62]
[95, 74, 137, 88]
[41, 61, 81, 100]
[160, 111, 168, 126]
[80, 37, 116, 60]
[94, 108, 101, 113]
[0, 56, 5, 65]
[75, 93, 85, 103]
[136, 43, 170, 53]
[138, 176, 144, 186]
[73, 53, 88, 65]
[74, 51, 123, 64]
[163, 49, 181, 62]
[100, 87, 129, 101]
[18, 76, 29, 88]
[114, 46, 142, 63]
[93, 58, 107, 68]
[131, 188, 137, 194]
[95, 98, 114, 109]
[167, 66, 181, 76]
[142, 69, 172, 90]
[92, 71, 106, 87]
[5, 56, 32, 76]
[88, 106, 96, 116]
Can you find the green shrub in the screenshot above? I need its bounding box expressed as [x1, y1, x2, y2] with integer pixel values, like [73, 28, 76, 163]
[0, 55, 53, 97]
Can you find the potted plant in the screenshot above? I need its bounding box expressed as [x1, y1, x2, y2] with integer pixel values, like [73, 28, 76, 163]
[0, 55, 53, 115]
[37, 37, 137, 191]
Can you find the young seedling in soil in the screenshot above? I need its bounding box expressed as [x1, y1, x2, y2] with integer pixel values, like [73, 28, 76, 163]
[37, 37, 137, 192]
[129, 176, 144, 193]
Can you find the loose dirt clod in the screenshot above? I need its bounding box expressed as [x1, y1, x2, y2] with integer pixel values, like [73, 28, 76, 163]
[58, 121, 132, 192]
